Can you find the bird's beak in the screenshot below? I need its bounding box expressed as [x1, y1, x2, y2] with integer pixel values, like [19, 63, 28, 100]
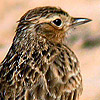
[71, 17, 92, 26]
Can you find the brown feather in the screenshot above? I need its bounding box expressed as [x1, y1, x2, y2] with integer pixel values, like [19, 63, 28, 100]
[0, 6, 83, 100]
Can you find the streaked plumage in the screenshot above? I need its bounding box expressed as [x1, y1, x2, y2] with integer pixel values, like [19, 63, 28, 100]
[0, 6, 91, 100]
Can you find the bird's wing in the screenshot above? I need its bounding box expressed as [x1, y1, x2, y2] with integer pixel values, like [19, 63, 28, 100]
[0, 43, 82, 100]
[43, 44, 83, 100]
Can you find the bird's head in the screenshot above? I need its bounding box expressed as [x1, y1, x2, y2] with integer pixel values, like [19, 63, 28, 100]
[16, 6, 92, 44]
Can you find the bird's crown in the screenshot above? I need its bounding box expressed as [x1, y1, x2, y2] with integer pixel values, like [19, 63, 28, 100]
[16, 6, 91, 43]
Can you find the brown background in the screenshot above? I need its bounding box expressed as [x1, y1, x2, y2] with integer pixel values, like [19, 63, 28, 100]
[0, 0, 100, 100]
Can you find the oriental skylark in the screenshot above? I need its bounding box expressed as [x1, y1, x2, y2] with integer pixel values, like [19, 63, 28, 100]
[0, 6, 91, 100]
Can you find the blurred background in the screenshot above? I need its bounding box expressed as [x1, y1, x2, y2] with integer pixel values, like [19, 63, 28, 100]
[0, 0, 100, 100]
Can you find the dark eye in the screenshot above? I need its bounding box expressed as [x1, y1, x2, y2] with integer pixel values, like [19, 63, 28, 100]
[53, 19, 62, 26]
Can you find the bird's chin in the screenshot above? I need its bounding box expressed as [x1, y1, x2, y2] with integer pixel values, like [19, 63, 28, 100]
[65, 26, 76, 35]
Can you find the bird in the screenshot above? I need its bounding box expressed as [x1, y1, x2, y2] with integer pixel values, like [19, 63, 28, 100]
[0, 6, 91, 100]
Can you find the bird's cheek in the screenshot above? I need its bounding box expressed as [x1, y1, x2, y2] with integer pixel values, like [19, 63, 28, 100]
[38, 24, 54, 34]
[62, 26, 69, 34]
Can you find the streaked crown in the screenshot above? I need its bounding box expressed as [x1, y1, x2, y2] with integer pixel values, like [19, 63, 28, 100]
[16, 6, 91, 43]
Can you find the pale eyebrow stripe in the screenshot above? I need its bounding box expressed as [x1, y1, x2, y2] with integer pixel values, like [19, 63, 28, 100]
[45, 13, 53, 18]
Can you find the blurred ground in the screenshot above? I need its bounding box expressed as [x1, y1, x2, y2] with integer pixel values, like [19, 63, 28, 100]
[0, 0, 100, 100]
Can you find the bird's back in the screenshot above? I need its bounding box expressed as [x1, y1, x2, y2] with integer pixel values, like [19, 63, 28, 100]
[0, 36, 82, 100]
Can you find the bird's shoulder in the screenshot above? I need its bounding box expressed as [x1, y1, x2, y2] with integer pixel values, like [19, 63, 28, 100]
[39, 43, 83, 99]
[0, 42, 83, 99]
[47, 43, 83, 90]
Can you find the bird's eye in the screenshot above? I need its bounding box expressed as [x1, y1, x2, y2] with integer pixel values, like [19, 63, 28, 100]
[53, 19, 62, 26]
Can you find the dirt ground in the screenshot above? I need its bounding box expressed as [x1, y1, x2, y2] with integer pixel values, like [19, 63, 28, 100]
[0, 0, 100, 100]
